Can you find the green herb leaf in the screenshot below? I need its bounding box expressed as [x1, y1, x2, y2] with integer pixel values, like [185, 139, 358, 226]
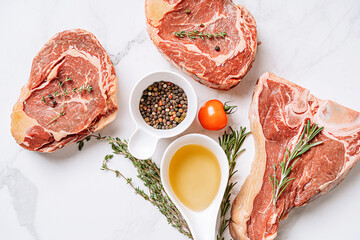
[78, 140, 84, 151]
[217, 127, 250, 240]
[77, 135, 193, 239]
[86, 85, 93, 92]
[78, 127, 250, 240]
[101, 162, 108, 170]
[65, 76, 72, 82]
[223, 101, 237, 114]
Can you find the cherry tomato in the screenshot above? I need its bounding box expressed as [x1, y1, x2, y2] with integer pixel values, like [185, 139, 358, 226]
[198, 99, 236, 131]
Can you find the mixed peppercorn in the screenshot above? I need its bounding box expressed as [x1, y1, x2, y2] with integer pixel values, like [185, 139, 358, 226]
[139, 81, 188, 130]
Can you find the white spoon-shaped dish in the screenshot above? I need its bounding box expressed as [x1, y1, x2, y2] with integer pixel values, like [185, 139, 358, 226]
[161, 134, 229, 240]
[128, 71, 197, 159]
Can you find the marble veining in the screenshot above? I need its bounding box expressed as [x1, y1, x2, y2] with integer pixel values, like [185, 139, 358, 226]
[109, 30, 149, 66]
[0, 167, 39, 240]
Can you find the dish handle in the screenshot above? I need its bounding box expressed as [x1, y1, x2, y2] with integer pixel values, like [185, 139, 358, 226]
[128, 128, 159, 160]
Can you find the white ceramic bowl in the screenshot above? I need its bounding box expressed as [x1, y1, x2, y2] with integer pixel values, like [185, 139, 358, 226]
[161, 134, 229, 240]
[128, 71, 198, 159]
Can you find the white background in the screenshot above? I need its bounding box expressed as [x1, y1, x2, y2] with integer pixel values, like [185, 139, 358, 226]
[1, 0, 360, 239]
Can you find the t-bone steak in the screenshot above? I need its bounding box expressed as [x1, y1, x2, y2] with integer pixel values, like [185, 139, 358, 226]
[230, 72, 360, 240]
[11, 29, 118, 152]
[145, 0, 257, 90]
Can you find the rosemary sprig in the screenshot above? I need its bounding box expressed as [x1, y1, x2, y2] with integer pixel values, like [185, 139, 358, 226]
[217, 127, 250, 240]
[174, 30, 227, 40]
[78, 134, 193, 239]
[77, 127, 250, 239]
[269, 120, 324, 208]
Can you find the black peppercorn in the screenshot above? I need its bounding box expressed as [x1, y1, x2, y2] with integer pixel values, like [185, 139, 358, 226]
[139, 81, 188, 130]
[215, 46, 220, 51]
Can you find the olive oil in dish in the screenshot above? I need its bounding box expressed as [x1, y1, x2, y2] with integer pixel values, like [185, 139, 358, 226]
[169, 144, 221, 211]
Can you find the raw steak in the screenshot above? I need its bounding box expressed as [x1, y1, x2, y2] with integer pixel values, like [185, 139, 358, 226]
[145, 0, 257, 90]
[230, 72, 360, 240]
[11, 29, 118, 152]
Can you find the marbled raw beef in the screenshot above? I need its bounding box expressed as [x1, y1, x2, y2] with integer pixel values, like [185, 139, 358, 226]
[11, 29, 118, 152]
[230, 72, 360, 239]
[146, 0, 257, 90]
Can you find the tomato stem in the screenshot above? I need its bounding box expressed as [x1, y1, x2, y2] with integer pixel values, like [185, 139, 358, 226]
[224, 101, 237, 114]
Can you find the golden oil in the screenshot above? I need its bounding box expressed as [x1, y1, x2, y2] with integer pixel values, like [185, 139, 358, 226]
[169, 144, 221, 211]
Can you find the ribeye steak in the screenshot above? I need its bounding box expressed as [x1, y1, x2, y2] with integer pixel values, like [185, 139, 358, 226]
[230, 72, 360, 239]
[11, 29, 118, 152]
[145, 0, 257, 90]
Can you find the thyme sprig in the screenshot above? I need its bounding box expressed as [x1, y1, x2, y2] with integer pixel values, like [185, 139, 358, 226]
[41, 75, 93, 125]
[47, 104, 66, 125]
[77, 127, 250, 239]
[78, 134, 193, 239]
[59, 76, 72, 87]
[78, 84, 93, 93]
[174, 30, 227, 40]
[217, 127, 250, 240]
[269, 120, 324, 208]
[41, 75, 93, 105]
[45, 84, 93, 100]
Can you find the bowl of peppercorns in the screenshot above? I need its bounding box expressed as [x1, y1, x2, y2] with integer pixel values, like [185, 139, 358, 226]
[128, 71, 198, 159]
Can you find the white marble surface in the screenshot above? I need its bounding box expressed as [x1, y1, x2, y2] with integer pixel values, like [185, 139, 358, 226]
[1, 0, 360, 239]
